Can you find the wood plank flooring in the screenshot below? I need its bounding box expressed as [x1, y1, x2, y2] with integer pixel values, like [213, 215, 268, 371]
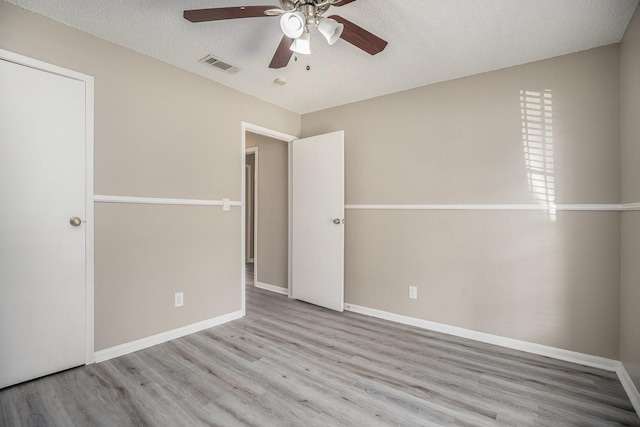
[1, 266, 639, 426]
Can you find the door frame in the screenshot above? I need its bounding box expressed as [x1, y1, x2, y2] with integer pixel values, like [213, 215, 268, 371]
[0, 48, 95, 364]
[241, 122, 296, 314]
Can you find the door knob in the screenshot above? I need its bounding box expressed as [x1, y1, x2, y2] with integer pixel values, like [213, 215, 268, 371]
[333, 218, 342, 225]
[69, 217, 82, 227]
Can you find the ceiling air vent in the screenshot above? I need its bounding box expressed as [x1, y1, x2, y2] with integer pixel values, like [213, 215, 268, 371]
[199, 54, 241, 75]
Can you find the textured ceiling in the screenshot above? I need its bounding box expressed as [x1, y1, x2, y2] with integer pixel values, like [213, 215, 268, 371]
[5, 0, 639, 114]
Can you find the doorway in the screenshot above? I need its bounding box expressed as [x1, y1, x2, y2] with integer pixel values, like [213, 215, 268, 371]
[244, 132, 289, 297]
[245, 149, 256, 266]
[241, 123, 296, 314]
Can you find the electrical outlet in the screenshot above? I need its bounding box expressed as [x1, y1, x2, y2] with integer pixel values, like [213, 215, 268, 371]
[409, 286, 418, 299]
[175, 292, 184, 307]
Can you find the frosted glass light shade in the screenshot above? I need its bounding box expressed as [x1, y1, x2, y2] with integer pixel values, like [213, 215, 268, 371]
[318, 17, 344, 45]
[290, 32, 311, 55]
[280, 11, 306, 39]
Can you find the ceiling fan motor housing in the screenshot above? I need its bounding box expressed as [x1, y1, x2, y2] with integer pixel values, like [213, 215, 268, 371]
[279, 0, 334, 19]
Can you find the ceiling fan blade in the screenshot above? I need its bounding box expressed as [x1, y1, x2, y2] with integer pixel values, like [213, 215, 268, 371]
[332, 0, 358, 6]
[329, 15, 388, 55]
[269, 36, 295, 69]
[184, 6, 276, 23]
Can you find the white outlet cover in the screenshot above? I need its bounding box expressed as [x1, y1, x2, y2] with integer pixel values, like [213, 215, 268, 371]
[175, 292, 184, 307]
[409, 286, 418, 299]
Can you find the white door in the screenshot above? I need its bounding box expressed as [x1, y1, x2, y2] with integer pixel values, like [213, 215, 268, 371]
[0, 57, 88, 389]
[292, 131, 344, 311]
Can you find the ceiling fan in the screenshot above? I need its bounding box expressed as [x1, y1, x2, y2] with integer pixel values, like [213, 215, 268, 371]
[183, 0, 388, 69]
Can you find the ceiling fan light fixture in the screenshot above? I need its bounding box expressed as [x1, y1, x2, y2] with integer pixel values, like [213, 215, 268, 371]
[280, 11, 306, 39]
[290, 31, 311, 55]
[318, 17, 343, 45]
[183, 1, 389, 69]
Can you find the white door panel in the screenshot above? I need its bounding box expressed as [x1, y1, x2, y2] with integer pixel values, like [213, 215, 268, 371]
[0, 58, 87, 389]
[292, 131, 344, 312]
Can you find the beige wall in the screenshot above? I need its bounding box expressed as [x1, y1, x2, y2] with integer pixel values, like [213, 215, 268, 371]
[345, 210, 620, 357]
[0, 1, 300, 350]
[303, 45, 622, 359]
[246, 133, 289, 289]
[620, 5, 640, 389]
[304, 46, 620, 205]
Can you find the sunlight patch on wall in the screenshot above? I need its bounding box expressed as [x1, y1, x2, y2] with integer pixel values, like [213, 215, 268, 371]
[521, 89, 556, 220]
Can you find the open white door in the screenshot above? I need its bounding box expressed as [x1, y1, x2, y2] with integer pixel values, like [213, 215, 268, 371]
[291, 131, 344, 311]
[0, 54, 90, 388]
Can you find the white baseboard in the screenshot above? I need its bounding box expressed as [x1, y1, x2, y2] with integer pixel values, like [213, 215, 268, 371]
[618, 364, 640, 415]
[255, 281, 289, 295]
[344, 303, 620, 372]
[93, 310, 244, 363]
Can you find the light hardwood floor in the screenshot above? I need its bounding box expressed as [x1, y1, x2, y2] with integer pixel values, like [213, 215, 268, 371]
[1, 266, 639, 426]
